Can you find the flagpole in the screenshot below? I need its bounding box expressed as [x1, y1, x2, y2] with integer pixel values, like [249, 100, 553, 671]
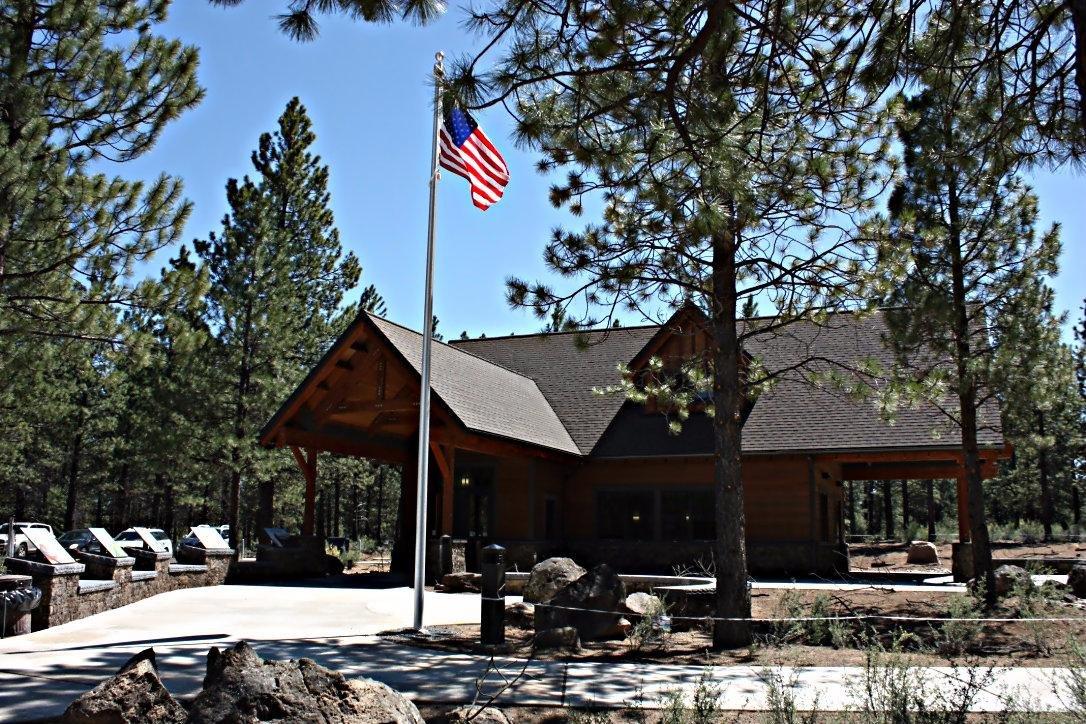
[413, 50, 444, 631]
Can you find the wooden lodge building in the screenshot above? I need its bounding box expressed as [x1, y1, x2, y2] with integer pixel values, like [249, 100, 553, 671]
[260, 307, 1006, 577]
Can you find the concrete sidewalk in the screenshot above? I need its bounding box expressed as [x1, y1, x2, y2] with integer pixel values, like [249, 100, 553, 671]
[0, 583, 1076, 721]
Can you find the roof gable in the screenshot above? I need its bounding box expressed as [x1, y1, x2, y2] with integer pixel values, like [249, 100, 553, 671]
[451, 325, 659, 454]
[370, 316, 579, 454]
[260, 312, 579, 456]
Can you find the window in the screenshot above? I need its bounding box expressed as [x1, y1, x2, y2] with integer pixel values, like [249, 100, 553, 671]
[597, 490, 655, 540]
[661, 490, 715, 540]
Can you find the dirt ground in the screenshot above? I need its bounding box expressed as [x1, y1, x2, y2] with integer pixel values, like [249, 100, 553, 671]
[396, 585, 1086, 668]
[848, 540, 1086, 573]
[341, 552, 391, 575]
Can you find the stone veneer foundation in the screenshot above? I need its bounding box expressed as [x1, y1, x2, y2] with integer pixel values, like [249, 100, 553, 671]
[4, 545, 233, 632]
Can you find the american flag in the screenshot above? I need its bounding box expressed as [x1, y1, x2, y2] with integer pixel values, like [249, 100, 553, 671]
[438, 107, 509, 211]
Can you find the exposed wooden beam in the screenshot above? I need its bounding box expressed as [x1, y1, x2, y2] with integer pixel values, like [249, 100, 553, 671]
[277, 427, 409, 464]
[290, 446, 318, 536]
[312, 347, 385, 426]
[840, 461, 998, 481]
[819, 448, 1006, 465]
[330, 399, 419, 416]
[430, 441, 453, 484]
[430, 427, 577, 462]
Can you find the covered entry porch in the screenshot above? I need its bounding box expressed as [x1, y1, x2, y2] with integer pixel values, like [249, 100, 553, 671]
[258, 311, 580, 576]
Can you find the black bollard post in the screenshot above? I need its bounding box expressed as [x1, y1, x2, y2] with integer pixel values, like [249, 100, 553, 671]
[480, 544, 505, 647]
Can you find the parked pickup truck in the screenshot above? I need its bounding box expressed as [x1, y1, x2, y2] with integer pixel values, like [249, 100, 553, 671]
[0, 522, 54, 558]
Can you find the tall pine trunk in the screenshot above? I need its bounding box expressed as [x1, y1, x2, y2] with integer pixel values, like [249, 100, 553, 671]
[375, 466, 386, 544]
[926, 479, 936, 542]
[65, 430, 83, 531]
[883, 481, 894, 539]
[333, 476, 341, 537]
[1036, 411, 1053, 540]
[230, 299, 253, 558]
[901, 480, 910, 530]
[948, 177, 996, 602]
[847, 481, 856, 538]
[710, 228, 751, 648]
[113, 462, 131, 531]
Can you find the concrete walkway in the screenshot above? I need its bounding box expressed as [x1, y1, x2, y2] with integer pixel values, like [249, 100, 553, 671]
[0, 582, 1076, 721]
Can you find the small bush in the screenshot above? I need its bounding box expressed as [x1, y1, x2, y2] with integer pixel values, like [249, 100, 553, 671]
[761, 668, 820, 724]
[936, 593, 984, 656]
[627, 596, 672, 651]
[854, 638, 993, 723]
[658, 669, 722, 724]
[339, 549, 360, 570]
[1016, 521, 1045, 544]
[1058, 638, 1086, 718]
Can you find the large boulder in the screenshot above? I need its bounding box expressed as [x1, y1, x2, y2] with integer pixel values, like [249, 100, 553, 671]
[623, 592, 663, 617]
[906, 541, 940, 566]
[188, 641, 423, 723]
[993, 564, 1033, 596]
[62, 649, 186, 724]
[535, 564, 626, 641]
[523, 557, 586, 604]
[1069, 563, 1086, 599]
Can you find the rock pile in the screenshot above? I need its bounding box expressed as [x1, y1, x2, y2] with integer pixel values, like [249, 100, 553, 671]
[61, 641, 422, 724]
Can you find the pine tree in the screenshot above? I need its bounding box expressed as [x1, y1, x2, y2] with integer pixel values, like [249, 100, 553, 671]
[195, 98, 362, 550]
[457, 2, 901, 647]
[884, 6, 1063, 599]
[990, 280, 1083, 538]
[0, 1, 202, 351]
[208, 0, 443, 40]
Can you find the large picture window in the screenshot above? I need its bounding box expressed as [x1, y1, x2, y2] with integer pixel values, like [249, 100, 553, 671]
[596, 488, 716, 541]
[597, 490, 655, 540]
[660, 490, 715, 541]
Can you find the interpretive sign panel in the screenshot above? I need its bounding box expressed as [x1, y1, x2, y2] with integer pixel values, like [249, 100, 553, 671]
[23, 527, 76, 565]
[89, 527, 128, 558]
[134, 527, 169, 553]
[191, 526, 229, 550]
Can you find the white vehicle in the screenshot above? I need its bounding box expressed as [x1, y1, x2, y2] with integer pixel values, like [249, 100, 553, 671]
[113, 528, 174, 556]
[0, 522, 54, 558]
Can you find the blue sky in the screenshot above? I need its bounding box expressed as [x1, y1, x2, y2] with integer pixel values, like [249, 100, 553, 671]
[125, 2, 1085, 339]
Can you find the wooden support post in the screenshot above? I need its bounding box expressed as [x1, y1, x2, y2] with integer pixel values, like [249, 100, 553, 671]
[956, 473, 971, 542]
[430, 442, 456, 536]
[291, 446, 318, 536]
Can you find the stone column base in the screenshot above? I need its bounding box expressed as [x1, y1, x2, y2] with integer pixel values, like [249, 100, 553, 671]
[952, 542, 974, 582]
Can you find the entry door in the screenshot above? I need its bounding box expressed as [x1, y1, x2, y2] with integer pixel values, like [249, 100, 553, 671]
[453, 467, 494, 539]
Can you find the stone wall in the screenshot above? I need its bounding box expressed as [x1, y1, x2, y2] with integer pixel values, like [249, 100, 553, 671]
[4, 546, 234, 632]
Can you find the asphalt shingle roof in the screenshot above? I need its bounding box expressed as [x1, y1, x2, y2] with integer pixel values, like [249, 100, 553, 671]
[454, 311, 1003, 457]
[370, 315, 580, 455]
[451, 326, 659, 454]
